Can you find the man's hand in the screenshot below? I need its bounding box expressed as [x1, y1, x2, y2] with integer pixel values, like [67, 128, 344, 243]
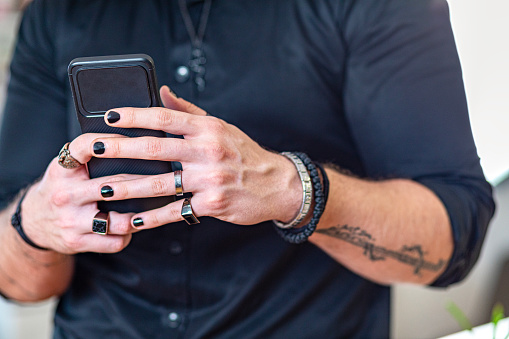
[94, 86, 303, 229]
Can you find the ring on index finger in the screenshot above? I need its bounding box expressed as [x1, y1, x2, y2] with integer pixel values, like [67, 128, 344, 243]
[57, 142, 83, 169]
[174, 170, 184, 197]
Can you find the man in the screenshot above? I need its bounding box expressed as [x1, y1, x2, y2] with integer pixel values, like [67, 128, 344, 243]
[0, 0, 495, 338]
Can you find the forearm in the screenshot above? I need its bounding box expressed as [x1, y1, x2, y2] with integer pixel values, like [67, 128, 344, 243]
[309, 167, 453, 285]
[0, 191, 74, 302]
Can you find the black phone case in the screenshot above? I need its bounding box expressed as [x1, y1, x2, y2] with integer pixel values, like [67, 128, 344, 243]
[68, 54, 174, 213]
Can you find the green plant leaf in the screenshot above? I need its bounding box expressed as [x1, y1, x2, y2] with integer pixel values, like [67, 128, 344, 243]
[446, 301, 473, 331]
[492, 303, 505, 326]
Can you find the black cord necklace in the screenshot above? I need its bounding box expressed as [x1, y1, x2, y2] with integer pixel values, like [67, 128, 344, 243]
[177, 0, 213, 92]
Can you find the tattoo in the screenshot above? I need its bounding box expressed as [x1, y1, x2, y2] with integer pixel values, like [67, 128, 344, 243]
[14, 235, 69, 267]
[316, 225, 445, 275]
[0, 263, 37, 299]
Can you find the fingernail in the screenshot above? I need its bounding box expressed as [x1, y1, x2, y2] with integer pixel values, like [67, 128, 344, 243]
[169, 88, 178, 98]
[101, 185, 114, 198]
[107, 111, 121, 124]
[133, 218, 144, 228]
[93, 142, 105, 155]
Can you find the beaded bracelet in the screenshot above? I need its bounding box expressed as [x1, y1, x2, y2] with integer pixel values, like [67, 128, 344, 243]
[314, 162, 330, 208]
[11, 188, 49, 251]
[273, 152, 328, 244]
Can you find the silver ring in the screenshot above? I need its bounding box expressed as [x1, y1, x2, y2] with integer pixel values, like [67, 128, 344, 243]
[181, 198, 199, 225]
[57, 142, 83, 169]
[174, 170, 184, 197]
[92, 211, 109, 235]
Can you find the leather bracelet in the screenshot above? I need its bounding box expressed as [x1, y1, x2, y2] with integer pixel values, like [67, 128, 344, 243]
[11, 189, 49, 251]
[274, 153, 327, 244]
[273, 152, 313, 229]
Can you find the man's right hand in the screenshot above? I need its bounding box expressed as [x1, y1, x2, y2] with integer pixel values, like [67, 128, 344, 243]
[21, 133, 140, 254]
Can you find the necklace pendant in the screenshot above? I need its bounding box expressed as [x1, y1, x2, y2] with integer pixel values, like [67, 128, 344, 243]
[189, 47, 207, 92]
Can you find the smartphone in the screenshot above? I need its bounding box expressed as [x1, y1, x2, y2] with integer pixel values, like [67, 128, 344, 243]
[68, 54, 175, 213]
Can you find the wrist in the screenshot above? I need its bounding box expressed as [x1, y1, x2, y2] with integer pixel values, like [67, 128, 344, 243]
[270, 152, 306, 224]
[11, 185, 49, 251]
[272, 152, 328, 243]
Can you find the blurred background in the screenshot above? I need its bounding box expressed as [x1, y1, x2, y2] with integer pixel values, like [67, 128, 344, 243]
[0, 0, 508, 338]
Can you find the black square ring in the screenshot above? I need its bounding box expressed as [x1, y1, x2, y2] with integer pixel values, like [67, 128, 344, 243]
[92, 211, 110, 235]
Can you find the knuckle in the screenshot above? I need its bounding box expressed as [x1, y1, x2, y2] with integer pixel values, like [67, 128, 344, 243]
[109, 175, 129, 183]
[148, 213, 161, 227]
[170, 206, 184, 221]
[156, 109, 173, 129]
[145, 138, 162, 158]
[50, 189, 71, 207]
[206, 142, 229, 161]
[111, 141, 122, 157]
[63, 234, 82, 251]
[207, 170, 231, 186]
[47, 161, 60, 178]
[151, 178, 169, 196]
[114, 220, 132, 234]
[126, 109, 137, 125]
[107, 238, 126, 253]
[206, 118, 226, 135]
[116, 184, 129, 199]
[57, 217, 74, 231]
[205, 193, 227, 213]
[184, 100, 196, 113]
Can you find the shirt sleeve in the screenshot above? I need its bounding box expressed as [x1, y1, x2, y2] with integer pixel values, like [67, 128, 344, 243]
[341, 0, 495, 286]
[0, 0, 68, 211]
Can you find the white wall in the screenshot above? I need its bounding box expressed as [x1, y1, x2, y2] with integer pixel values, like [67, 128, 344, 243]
[393, 0, 509, 337]
[0, 300, 55, 339]
[0, 5, 54, 339]
[393, 180, 509, 338]
[448, 0, 509, 185]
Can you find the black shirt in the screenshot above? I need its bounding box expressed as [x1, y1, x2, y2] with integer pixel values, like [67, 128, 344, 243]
[0, 0, 495, 338]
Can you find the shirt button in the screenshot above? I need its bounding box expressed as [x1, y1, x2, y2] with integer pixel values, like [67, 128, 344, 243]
[169, 241, 183, 255]
[168, 312, 182, 328]
[175, 66, 190, 83]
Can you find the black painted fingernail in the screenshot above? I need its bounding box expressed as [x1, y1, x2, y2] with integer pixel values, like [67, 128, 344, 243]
[101, 185, 114, 198]
[133, 218, 144, 228]
[93, 142, 105, 155]
[107, 111, 121, 124]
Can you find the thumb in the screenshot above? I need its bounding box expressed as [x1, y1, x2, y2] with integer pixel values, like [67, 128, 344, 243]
[160, 86, 207, 116]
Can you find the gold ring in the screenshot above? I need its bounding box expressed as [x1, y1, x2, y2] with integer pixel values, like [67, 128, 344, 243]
[57, 142, 83, 169]
[181, 198, 199, 225]
[174, 170, 184, 197]
[92, 211, 109, 235]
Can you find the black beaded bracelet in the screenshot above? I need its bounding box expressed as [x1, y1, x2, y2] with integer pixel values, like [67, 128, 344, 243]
[314, 162, 330, 208]
[11, 189, 49, 251]
[274, 152, 328, 244]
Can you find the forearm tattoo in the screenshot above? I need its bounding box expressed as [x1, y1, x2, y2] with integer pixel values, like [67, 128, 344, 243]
[316, 225, 445, 275]
[0, 263, 37, 299]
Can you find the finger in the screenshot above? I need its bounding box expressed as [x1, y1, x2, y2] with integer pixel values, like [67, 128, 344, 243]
[60, 211, 134, 253]
[99, 171, 197, 201]
[74, 209, 136, 236]
[104, 211, 138, 235]
[55, 173, 148, 205]
[90, 136, 197, 162]
[77, 233, 132, 254]
[56, 133, 127, 178]
[104, 106, 206, 137]
[69, 133, 128, 164]
[160, 85, 207, 116]
[130, 198, 201, 230]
